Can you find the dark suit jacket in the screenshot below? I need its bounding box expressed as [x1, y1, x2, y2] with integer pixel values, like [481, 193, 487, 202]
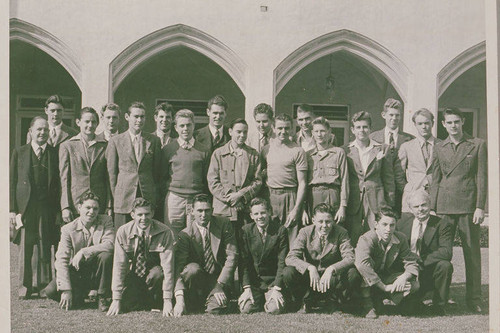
[174, 216, 238, 291]
[355, 230, 419, 286]
[430, 134, 487, 214]
[194, 125, 230, 153]
[344, 141, 395, 214]
[151, 129, 178, 148]
[27, 123, 78, 149]
[286, 224, 355, 274]
[370, 129, 415, 150]
[396, 214, 452, 267]
[10, 144, 61, 243]
[240, 219, 288, 289]
[106, 131, 161, 214]
[59, 134, 110, 213]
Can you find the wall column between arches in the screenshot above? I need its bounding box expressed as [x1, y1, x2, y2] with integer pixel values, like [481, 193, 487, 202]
[404, 71, 438, 137]
[81, 60, 110, 113]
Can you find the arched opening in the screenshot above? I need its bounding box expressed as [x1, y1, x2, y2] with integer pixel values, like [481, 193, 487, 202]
[274, 30, 408, 145]
[10, 37, 82, 152]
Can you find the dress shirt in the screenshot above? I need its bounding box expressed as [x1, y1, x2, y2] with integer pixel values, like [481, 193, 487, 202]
[49, 122, 63, 136]
[352, 140, 376, 174]
[195, 222, 211, 248]
[177, 137, 195, 149]
[384, 127, 399, 146]
[410, 217, 429, 254]
[78, 218, 96, 247]
[257, 225, 268, 240]
[157, 129, 171, 145]
[31, 141, 48, 156]
[416, 136, 435, 161]
[209, 124, 224, 142]
[296, 130, 316, 152]
[135, 224, 151, 252]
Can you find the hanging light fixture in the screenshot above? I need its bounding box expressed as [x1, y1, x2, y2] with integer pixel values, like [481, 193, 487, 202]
[325, 54, 335, 95]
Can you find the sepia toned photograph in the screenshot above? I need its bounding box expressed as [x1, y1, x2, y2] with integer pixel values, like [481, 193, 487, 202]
[6, 0, 500, 332]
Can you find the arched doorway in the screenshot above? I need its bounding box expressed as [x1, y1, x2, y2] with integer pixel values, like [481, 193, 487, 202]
[10, 19, 82, 151]
[274, 30, 409, 145]
[110, 24, 246, 132]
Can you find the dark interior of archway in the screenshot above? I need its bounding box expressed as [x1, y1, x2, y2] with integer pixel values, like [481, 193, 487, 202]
[275, 51, 403, 143]
[114, 46, 245, 133]
[10, 40, 82, 151]
[438, 61, 486, 141]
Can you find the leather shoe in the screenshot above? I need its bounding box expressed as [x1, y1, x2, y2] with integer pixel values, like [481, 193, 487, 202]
[365, 308, 378, 319]
[98, 296, 110, 312]
[467, 304, 482, 313]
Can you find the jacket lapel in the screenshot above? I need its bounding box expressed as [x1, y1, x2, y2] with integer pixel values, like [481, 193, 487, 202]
[398, 215, 413, 241]
[125, 133, 139, 166]
[90, 143, 105, 169]
[93, 219, 104, 245]
[446, 139, 475, 175]
[365, 144, 381, 173]
[384, 237, 400, 270]
[347, 145, 363, 175]
[191, 224, 204, 260]
[209, 221, 221, 259]
[422, 216, 438, 249]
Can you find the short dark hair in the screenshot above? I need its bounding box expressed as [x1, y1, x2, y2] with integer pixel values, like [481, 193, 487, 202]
[297, 104, 314, 115]
[249, 197, 272, 211]
[155, 102, 174, 117]
[45, 94, 65, 108]
[207, 95, 228, 111]
[30, 116, 48, 128]
[375, 206, 397, 222]
[412, 108, 434, 124]
[76, 107, 99, 122]
[312, 203, 337, 218]
[77, 190, 101, 206]
[442, 107, 464, 121]
[351, 111, 372, 127]
[253, 103, 274, 120]
[192, 193, 212, 206]
[383, 98, 402, 112]
[132, 197, 153, 211]
[101, 103, 121, 116]
[274, 113, 293, 125]
[229, 118, 248, 129]
[127, 101, 146, 115]
[311, 116, 331, 130]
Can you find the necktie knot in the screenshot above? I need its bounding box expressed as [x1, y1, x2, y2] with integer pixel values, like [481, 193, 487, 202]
[36, 147, 43, 159]
[389, 132, 395, 147]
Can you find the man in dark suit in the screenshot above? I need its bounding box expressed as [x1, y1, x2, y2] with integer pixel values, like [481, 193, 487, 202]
[59, 107, 110, 223]
[238, 198, 288, 314]
[370, 98, 413, 215]
[355, 208, 420, 319]
[344, 111, 395, 246]
[283, 203, 358, 313]
[194, 95, 230, 152]
[26, 94, 78, 150]
[96, 103, 121, 142]
[152, 102, 178, 148]
[106, 102, 162, 229]
[10, 116, 61, 299]
[430, 107, 487, 313]
[397, 190, 453, 315]
[173, 194, 238, 316]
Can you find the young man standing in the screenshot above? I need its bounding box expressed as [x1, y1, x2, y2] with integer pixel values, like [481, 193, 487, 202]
[152, 102, 177, 148]
[344, 111, 395, 246]
[173, 194, 238, 315]
[247, 103, 275, 153]
[194, 95, 230, 152]
[284, 203, 357, 313]
[26, 94, 78, 150]
[398, 108, 441, 212]
[106, 102, 162, 229]
[307, 117, 348, 223]
[107, 198, 175, 316]
[292, 104, 316, 152]
[238, 198, 289, 315]
[430, 107, 487, 313]
[261, 113, 308, 244]
[161, 109, 210, 235]
[355, 208, 420, 319]
[96, 103, 121, 142]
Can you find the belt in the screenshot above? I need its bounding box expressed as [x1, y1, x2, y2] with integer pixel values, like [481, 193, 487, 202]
[310, 184, 339, 191]
[269, 187, 297, 194]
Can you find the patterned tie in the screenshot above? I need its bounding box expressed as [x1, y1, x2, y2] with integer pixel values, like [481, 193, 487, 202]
[203, 230, 215, 274]
[320, 235, 327, 251]
[422, 141, 430, 165]
[214, 131, 221, 146]
[49, 128, 57, 145]
[135, 232, 147, 278]
[36, 147, 43, 160]
[389, 132, 395, 148]
[260, 134, 268, 151]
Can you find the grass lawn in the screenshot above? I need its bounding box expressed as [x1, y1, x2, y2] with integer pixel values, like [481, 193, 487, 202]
[10, 245, 489, 333]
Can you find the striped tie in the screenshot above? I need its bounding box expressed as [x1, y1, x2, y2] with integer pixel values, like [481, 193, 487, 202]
[203, 231, 215, 274]
[135, 232, 147, 278]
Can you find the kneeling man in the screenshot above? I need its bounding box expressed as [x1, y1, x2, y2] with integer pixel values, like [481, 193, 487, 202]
[238, 198, 289, 314]
[107, 198, 175, 316]
[174, 194, 238, 315]
[397, 190, 453, 314]
[44, 191, 114, 312]
[355, 207, 419, 319]
[283, 203, 358, 313]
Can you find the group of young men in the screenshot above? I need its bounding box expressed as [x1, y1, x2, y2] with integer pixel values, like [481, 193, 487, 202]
[9, 94, 487, 319]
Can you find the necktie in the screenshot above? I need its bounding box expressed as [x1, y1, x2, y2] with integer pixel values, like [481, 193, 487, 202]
[422, 141, 429, 165]
[320, 235, 327, 251]
[260, 134, 268, 151]
[389, 132, 395, 148]
[49, 128, 57, 145]
[259, 228, 266, 241]
[214, 131, 221, 146]
[36, 147, 43, 160]
[134, 136, 142, 162]
[135, 232, 147, 278]
[416, 222, 424, 255]
[203, 230, 215, 274]
[181, 142, 191, 150]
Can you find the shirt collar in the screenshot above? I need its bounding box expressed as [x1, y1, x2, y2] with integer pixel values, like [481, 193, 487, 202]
[413, 216, 430, 226]
[195, 221, 210, 234]
[385, 127, 399, 137]
[351, 139, 376, 152]
[31, 141, 48, 153]
[229, 141, 244, 156]
[49, 122, 63, 131]
[76, 217, 95, 232]
[378, 233, 400, 247]
[208, 124, 223, 139]
[157, 129, 170, 138]
[416, 135, 435, 147]
[177, 137, 195, 148]
[128, 130, 142, 141]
